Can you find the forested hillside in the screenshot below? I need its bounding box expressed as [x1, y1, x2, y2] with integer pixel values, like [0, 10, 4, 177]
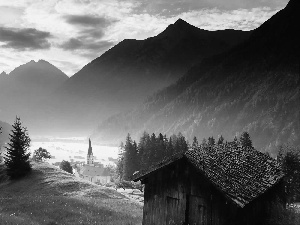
[34, 19, 251, 136]
[92, 0, 299, 154]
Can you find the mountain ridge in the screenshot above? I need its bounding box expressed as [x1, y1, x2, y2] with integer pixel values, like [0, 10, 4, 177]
[91, 0, 299, 154]
[0, 60, 69, 126]
[32, 19, 251, 136]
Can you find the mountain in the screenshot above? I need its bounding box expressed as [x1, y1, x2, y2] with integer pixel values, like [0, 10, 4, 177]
[0, 60, 68, 125]
[91, 0, 299, 154]
[0, 71, 8, 80]
[40, 20, 251, 135]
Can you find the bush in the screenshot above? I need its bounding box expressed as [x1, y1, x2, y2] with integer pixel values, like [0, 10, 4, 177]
[33, 147, 51, 161]
[59, 160, 73, 174]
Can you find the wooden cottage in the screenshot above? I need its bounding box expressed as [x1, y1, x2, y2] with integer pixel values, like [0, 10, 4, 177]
[133, 144, 284, 225]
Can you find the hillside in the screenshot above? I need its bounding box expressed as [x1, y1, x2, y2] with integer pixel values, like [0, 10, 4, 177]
[35, 19, 251, 136]
[91, 0, 299, 154]
[0, 60, 68, 125]
[0, 162, 142, 225]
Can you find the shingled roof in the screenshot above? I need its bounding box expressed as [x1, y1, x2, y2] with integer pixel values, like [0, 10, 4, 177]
[132, 143, 284, 208]
[81, 165, 110, 177]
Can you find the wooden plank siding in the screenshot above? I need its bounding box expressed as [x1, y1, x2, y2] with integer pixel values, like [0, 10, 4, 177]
[141, 157, 283, 225]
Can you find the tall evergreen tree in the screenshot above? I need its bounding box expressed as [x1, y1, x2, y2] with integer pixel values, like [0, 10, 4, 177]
[138, 131, 151, 168]
[240, 132, 253, 148]
[155, 133, 165, 163]
[5, 117, 31, 179]
[165, 137, 174, 157]
[175, 132, 188, 153]
[116, 154, 124, 180]
[192, 136, 198, 149]
[201, 138, 207, 146]
[123, 134, 138, 180]
[217, 135, 224, 145]
[208, 136, 215, 146]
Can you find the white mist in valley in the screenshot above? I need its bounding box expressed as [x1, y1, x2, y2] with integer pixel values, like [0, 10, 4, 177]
[30, 138, 119, 166]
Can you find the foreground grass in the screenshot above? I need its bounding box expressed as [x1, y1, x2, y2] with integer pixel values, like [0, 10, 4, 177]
[0, 162, 142, 225]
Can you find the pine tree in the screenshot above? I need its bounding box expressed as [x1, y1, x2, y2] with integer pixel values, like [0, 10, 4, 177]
[192, 136, 198, 149]
[5, 117, 31, 179]
[208, 136, 215, 146]
[217, 135, 224, 145]
[201, 138, 207, 146]
[123, 134, 138, 180]
[116, 154, 124, 180]
[165, 137, 174, 157]
[239, 132, 253, 148]
[174, 132, 188, 153]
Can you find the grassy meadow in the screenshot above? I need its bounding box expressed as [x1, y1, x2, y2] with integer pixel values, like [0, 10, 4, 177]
[0, 162, 142, 225]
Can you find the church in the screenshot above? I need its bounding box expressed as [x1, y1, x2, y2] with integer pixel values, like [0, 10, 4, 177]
[79, 139, 111, 184]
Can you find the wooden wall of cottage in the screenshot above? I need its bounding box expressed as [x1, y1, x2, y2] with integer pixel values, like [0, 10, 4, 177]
[141, 158, 283, 225]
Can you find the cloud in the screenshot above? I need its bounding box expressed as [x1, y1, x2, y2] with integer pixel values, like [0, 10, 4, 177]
[60, 38, 113, 50]
[130, 0, 289, 16]
[0, 27, 52, 50]
[59, 13, 116, 57]
[0, 0, 289, 76]
[179, 7, 280, 31]
[64, 14, 115, 27]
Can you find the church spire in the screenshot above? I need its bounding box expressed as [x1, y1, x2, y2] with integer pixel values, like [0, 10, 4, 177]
[88, 138, 93, 155]
[87, 138, 94, 165]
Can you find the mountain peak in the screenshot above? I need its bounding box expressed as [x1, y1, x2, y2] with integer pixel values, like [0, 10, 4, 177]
[38, 59, 50, 64]
[174, 18, 189, 26]
[0, 71, 8, 76]
[158, 18, 200, 39]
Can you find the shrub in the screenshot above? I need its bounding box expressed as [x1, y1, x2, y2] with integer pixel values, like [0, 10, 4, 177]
[59, 160, 73, 174]
[33, 147, 51, 161]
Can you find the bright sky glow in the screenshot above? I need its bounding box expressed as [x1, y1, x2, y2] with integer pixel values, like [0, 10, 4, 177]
[0, 0, 289, 76]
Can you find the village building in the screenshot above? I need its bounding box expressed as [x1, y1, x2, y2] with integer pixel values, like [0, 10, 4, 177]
[133, 143, 285, 225]
[79, 139, 111, 184]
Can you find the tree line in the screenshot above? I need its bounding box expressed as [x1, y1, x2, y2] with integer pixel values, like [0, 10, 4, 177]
[117, 131, 253, 181]
[117, 131, 300, 204]
[117, 132, 188, 181]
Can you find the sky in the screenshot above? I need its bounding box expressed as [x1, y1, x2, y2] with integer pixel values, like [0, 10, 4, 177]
[0, 0, 289, 76]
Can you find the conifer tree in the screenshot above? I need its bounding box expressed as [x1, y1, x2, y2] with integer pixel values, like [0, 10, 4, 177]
[192, 136, 198, 149]
[5, 117, 31, 179]
[233, 136, 239, 145]
[138, 131, 150, 168]
[116, 154, 124, 180]
[217, 135, 224, 145]
[240, 132, 253, 148]
[165, 137, 174, 157]
[208, 136, 215, 146]
[201, 138, 207, 146]
[123, 134, 138, 180]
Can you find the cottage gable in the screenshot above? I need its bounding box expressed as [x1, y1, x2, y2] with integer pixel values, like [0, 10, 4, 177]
[133, 143, 284, 208]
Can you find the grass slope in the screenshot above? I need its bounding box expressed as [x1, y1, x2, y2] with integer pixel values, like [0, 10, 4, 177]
[0, 162, 142, 225]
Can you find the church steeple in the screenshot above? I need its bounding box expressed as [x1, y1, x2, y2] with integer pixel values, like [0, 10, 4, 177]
[87, 138, 94, 165]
